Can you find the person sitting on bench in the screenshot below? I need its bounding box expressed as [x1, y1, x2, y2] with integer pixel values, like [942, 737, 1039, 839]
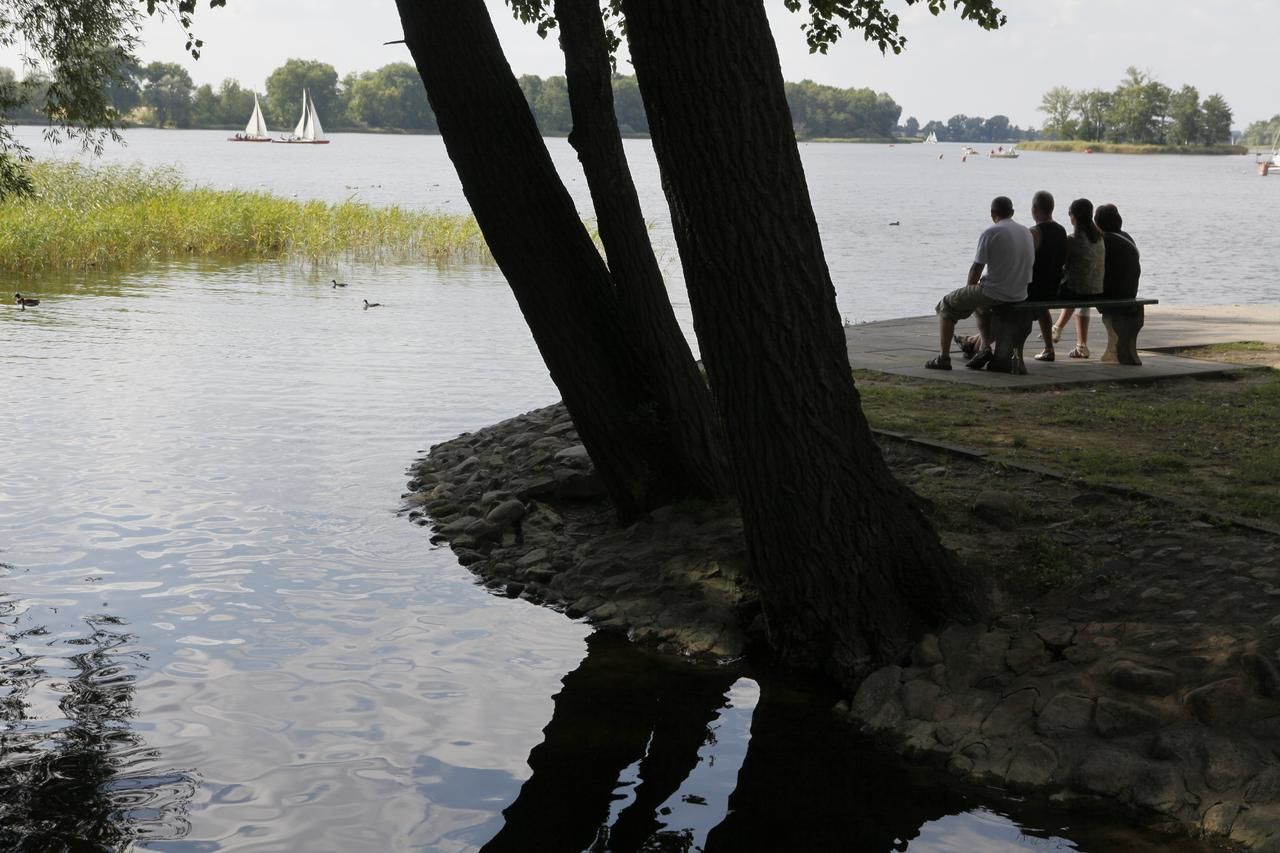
[926, 195, 1034, 371]
[1095, 203, 1141, 308]
[1050, 198, 1106, 359]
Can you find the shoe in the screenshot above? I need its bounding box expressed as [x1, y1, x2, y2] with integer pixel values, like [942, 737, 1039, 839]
[1068, 344, 1090, 359]
[925, 355, 952, 370]
[1034, 350, 1055, 362]
[953, 334, 978, 359]
[1051, 326, 1063, 344]
[965, 347, 993, 370]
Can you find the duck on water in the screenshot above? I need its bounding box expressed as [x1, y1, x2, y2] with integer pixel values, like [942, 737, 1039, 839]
[14, 292, 39, 310]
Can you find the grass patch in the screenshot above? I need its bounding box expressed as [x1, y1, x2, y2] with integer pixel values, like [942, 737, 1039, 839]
[855, 366, 1280, 527]
[1017, 140, 1247, 155]
[0, 161, 494, 272]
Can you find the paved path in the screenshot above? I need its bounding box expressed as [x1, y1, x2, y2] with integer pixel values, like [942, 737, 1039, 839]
[846, 304, 1280, 387]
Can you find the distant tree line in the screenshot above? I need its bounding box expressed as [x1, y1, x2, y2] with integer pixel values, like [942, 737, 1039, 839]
[907, 114, 1039, 143]
[1038, 67, 1233, 145]
[1242, 116, 1280, 147]
[3, 56, 922, 142]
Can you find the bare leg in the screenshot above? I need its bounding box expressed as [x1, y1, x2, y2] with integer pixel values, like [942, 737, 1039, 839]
[1076, 311, 1090, 348]
[939, 316, 957, 359]
[1036, 309, 1055, 355]
[1053, 307, 1075, 341]
[975, 310, 992, 350]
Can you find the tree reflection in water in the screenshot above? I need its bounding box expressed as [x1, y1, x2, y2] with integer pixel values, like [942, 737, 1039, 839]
[0, 565, 197, 851]
[483, 632, 980, 853]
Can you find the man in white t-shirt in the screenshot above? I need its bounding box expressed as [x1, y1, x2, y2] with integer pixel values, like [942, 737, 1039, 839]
[926, 195, 1034, 370]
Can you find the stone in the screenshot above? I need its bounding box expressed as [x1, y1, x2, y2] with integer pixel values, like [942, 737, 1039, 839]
[553, 444, 592, 464]
[1006, 742, 1058, 789]
[1094, 697, 1160, 738]
[1107, 660, 1178, 696]
[1034, 617, 1075, 650]
[516, 548, 551, 568]
[485, 498, 527, 527]
[982, 687, 1038, 737]
[1244, 652, 1280, 698]
[1230, 803, 1280, 851]
[1202, 801, 1241, 837]
[912, 633, 944, 667]
[1006, 646, 1051, 676]
[901, 679, 945, 721]
[972, 490, 1022, 528]
[1036, 693, 1094, 737]
[1073, 749, 1186, 813]
[1247, 767, 1280, 802]
[1186, 678, 1250, 727]
[851, 665, 905, 732]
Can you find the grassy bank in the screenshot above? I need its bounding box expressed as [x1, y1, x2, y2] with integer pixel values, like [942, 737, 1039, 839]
[1018, 140, 1248, 155]
[0, 162, 492, 272]
[856, 344, 1280, 527]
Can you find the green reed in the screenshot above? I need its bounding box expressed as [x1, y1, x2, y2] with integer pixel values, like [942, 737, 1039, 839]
[0, 161, 493, 272]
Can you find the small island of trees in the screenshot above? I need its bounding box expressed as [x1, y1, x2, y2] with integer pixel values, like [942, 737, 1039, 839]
[1034, 66, 1234, 147]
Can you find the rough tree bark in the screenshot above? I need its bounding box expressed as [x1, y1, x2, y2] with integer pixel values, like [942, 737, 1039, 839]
[392, 0, 720, 520]
[553, 0, 732, 498]
[620, 0, 981, 680]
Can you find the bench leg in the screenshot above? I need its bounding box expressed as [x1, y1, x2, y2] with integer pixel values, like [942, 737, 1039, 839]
[990, 312, 1032, 375]
[1101, 306, 1145, 366]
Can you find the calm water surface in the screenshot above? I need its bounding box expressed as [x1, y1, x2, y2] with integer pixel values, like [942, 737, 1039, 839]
[2, 128, 1269, 850]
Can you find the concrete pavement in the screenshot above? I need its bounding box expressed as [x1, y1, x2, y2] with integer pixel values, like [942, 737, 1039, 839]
[845, 304, 1280, 387]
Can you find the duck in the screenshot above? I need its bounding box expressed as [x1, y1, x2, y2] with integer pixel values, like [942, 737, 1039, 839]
[14, 292, 39, 310]
[332, 279, 348, 288]
[889, 221, 900, 226]
[363, 299, 381, 309]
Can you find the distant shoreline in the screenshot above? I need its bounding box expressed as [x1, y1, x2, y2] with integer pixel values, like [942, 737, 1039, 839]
[1018, 140, 1248, 155]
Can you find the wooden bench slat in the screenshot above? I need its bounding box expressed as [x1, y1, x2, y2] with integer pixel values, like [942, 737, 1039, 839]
[1000, 298, 1158, 311]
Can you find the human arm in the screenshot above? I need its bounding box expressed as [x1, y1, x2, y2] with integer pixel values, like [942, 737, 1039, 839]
[967, 262, 984, 288]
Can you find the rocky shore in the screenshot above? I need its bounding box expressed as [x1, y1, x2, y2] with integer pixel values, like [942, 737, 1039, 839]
[406, 401, 1280, 850]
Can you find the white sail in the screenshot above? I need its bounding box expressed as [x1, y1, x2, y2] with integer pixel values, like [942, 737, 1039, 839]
[244, 94, 269, 138]
[290, 89, 327, 142]
[924, 131, 937, 144]
[306, 92, 325, 141]
[294, 89, 309, 139]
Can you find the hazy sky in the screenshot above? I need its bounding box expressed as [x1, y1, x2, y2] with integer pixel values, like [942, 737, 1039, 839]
[6, 1, 1276, 130]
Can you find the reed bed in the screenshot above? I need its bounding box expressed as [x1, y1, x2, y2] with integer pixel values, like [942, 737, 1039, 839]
[0, 162, 493, 272]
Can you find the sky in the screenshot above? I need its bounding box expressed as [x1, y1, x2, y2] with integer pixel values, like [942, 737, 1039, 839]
[3, 1, 1276, 130]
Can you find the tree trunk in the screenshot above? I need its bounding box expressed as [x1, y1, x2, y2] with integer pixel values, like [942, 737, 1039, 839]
[553, 0, 733, 499]
[393, 0, 702, 521]
[620, 0, 980, 681]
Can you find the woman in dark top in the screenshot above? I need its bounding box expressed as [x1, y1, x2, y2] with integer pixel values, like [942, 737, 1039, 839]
[1028, 190, 1068, 361]
[1095, 203, 1141, 305]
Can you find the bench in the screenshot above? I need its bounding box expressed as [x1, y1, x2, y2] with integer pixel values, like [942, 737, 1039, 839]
[987, 297, 1159, 375]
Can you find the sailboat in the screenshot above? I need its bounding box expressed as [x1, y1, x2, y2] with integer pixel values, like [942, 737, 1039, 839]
[228, 93, 272, 142]
[274, 89, 330, 144]
[923, 131, 938, 144]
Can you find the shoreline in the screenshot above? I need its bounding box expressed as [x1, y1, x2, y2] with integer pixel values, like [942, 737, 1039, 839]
[407, 390, 1280, 850]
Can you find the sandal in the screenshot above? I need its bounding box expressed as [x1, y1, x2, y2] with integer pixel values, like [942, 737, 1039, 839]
[965, 348, 993, 370]
[1068, 345, 1090, 359]
[1034, 350, 1055, 362]
[925, 355, 952, 370]
[1051, 326, 1063, 344]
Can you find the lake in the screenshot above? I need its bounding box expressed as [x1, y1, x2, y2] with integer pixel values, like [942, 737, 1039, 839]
[1, 128, 1272, 851]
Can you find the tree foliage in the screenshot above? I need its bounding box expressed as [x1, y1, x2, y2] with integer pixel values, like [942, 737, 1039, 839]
[1241, 114, 1280, 147]
[1039, 67, 1232, 146]
[0, 0, 224, 197]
